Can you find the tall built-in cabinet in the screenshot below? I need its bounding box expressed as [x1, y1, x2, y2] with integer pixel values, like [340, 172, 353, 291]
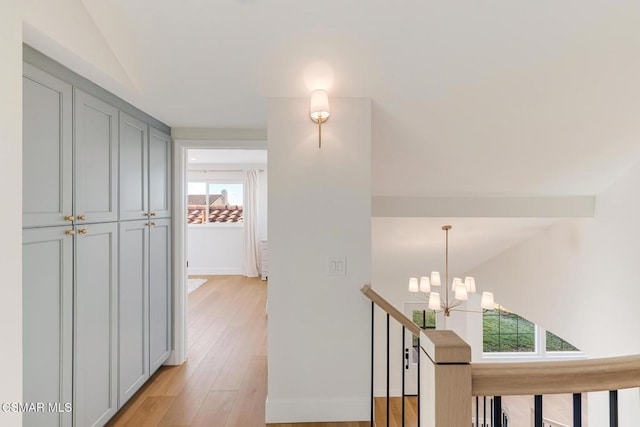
[117, 112, 172, 407]
[22, 47, 173, 427]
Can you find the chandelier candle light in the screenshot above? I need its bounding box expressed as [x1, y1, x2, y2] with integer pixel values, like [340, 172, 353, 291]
[409, 225, 495, 318]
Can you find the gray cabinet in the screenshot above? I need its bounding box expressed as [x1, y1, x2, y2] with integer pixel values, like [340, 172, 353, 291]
[23, 227, 73, 427]
[22, 63, 73, 229]
[23, 53, 171, 427]
[148, 127, 172, 219]
[120, 124, 172, 221]
[149, 218, 172, 372]
[119, 218, 171, 407]
[74, 89, 119, 224]
[118, 220, 149, 406]
[74, 222, 118, 427]
[119, 113, 148, 221]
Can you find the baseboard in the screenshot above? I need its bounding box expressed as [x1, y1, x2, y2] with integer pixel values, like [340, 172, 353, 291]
[265, 396, 369, 423]
[188, 267, 243, 275]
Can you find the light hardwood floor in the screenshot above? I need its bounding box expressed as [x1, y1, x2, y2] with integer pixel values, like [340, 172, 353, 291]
[107, 275, 268, 427]
[373, 397, 417, 427]
[107, 275, 368, 427]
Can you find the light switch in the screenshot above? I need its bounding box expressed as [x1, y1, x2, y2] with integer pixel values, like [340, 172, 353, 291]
[328, 257, 347, 276]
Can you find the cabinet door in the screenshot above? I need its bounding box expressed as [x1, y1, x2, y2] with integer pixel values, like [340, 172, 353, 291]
[118, 220, 149, 407]
[23, 63, 73, 228]
[148, 127, 172, 219]
[23, 227, 73, 427]
[119, 113, 148, 221]
[74, 89, 118, 224]
[74, 222, 118, 427]
[149, 218, 172, 372]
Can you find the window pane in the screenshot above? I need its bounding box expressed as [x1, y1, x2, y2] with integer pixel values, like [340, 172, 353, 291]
[483, 305, 536, 353]
[517, 334, 535, 352]
[411, 309, 435, 348]
[188, 182, 206, 195]
[208, 183, 243, 205]
[187, 182, 207, 224]
[207, 183, 243, 223]
[484, 334, 500, 352]
[546, 330, 580, 352]
[518, 318, 535, 334]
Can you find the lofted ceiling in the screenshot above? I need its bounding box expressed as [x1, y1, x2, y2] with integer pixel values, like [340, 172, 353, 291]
[77, 0, 640, 198]
[78, 0, 640, 197]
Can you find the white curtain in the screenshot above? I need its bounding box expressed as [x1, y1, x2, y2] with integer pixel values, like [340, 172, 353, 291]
[243, 170, 260, 277]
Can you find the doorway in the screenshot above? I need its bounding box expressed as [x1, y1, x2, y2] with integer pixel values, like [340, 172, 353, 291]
[170, 139, 267, 365]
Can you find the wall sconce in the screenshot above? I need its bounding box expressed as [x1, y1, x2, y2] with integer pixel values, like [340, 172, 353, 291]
[310, 89, 330, 148]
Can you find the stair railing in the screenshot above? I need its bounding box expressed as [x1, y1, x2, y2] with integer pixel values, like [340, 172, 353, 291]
[361, 284, 423, 426]
[362, 284, 640, 427]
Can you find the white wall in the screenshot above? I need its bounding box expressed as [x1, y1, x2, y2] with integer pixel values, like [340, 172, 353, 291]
[0, 3, 24, 425]
[187, 226, 244, 275]
[267, 98, 371, 422]
[467, 160, 640, 425]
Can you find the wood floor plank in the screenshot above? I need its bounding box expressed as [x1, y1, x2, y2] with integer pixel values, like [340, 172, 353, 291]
[122, 396, 174, 427]
[157, 342, 232, 425]
[224, 356, 268, 426]
[190, 391, 237, 427]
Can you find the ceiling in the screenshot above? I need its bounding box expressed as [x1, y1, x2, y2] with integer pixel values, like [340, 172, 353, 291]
[69, 1, 640, 271]
[79, 0, 640, 198]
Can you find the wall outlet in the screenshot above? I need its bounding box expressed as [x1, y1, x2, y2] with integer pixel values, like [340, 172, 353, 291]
[328, 257, 347, 276]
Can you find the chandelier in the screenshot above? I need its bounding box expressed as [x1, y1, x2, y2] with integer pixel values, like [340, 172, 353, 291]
[408, 225, 495, 317]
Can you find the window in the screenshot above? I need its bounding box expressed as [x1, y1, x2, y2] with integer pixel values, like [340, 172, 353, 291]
[187, 181, 244, 224]
[483, 305, 535, 353]
[411, 309, 436, 347]
[546, 330, 579, 352]
[483, 304, 581, 358]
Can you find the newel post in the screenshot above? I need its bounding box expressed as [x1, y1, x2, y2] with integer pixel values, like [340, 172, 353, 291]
[420, 330, 472, 427]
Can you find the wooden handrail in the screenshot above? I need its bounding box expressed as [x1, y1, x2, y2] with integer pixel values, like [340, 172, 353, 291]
[472, 354, 640, 396]
[360, 284, 421, 337]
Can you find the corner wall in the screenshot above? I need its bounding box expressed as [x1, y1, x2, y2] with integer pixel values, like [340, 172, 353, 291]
[0, 3, 23, 426]
[266, 98, 371, 422]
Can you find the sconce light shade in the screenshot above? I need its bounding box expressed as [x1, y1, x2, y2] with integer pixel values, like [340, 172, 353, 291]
[408, 277, 419, 293]
[430, 271, 441, 287]
[428, 292, 442, 311]
[481, 292, 495, 310]
[310, 89, 330, 123]
[451, 277, 462, 291]
[419, 276, 431, 293]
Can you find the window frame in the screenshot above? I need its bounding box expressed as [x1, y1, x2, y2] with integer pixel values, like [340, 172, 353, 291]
[482, 308, 586, 361]
[187, 178, 244, 226]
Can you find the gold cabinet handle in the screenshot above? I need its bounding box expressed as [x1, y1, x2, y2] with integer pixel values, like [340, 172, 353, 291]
[64, 229, 75, 236]
[64, 215, 74, 222]
[144, 212, 151, 217]
[78, 228, 88, 235]
[145, 222, 156, 227]
[149, 212, 157, 217]
[77, 215, 86, 221]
